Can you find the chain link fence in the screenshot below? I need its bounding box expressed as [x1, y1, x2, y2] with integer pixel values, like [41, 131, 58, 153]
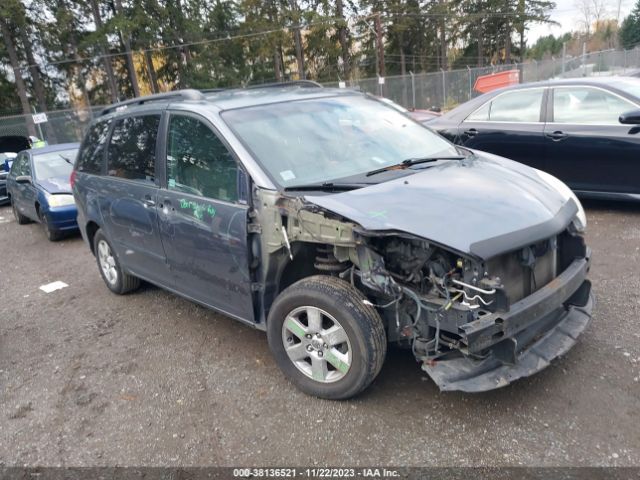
[326, 46, 640, 111]
[2, 46, 640, 146]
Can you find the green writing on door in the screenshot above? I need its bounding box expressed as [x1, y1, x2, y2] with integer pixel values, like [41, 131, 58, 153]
[179, 199, 216, 220]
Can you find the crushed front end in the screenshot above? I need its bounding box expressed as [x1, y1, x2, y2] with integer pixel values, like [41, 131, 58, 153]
[259, 189, 593, 393]
[355, 227, 593, 392]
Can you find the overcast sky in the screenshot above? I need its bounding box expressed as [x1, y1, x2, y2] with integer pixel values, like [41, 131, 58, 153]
[527, 0, 635, 43]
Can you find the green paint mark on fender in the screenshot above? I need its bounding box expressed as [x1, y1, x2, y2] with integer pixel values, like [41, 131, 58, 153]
[179, 199, 216, 220]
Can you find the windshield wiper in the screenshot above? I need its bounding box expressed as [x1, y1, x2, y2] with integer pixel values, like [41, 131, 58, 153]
[59, 155, 73, 165]
[365, 156, 466, 177]
[283, 182, 368, 192]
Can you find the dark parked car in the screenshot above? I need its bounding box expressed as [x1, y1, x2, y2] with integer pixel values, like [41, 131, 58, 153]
[0, 136, 31, 206]
[7, 143, 80, 240]
[0, 152, 17, 205]
[73, 85, 592, 399]
[428, 77, 640, 201]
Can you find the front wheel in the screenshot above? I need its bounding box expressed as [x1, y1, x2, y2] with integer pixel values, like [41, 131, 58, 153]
[267, 276, 387, 400]
[12, 199, 30, 225]
[40, 211, 63, 241]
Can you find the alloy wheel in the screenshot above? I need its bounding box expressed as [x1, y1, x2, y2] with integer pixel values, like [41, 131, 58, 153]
[281, 306, 352, 383]
[97, 239, 118, 286]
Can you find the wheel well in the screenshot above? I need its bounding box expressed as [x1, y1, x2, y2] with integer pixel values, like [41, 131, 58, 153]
[278, 243, 319, 294]
[264, 242, 352, 319]
[85, 221, 100, 255]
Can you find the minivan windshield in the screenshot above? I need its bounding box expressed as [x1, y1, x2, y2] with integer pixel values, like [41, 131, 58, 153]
[33, 149, 78, 179]
[222, 95, 457, 187]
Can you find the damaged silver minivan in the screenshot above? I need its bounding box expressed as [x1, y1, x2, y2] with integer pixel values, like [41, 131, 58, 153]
[73, 83, 593, 399]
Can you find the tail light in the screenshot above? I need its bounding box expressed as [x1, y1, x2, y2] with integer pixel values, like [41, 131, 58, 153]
[70, 169, 77, 189]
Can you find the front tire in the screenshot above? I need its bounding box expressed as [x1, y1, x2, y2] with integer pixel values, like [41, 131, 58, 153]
[93, 229, 140, 294]
[39, 211, 63, 241]
[11, 199, 30, 225]
[267, 275, 387, 400]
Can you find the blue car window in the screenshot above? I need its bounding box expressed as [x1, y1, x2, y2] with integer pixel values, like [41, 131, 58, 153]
[12, 153, 31, 177]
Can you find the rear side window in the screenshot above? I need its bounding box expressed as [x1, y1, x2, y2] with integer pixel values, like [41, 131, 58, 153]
[76, 120, 111, 174]
[107, 115, 160, 182]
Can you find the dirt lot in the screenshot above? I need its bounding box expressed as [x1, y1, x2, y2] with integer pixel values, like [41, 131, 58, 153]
[0, 200, 639, 467]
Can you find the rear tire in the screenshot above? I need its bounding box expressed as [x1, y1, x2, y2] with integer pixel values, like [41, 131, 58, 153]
[93, 229, 140, 294]
[267, 275, 387, 400]
[39, 211, 63, 241]
[11, 199, 30, 225]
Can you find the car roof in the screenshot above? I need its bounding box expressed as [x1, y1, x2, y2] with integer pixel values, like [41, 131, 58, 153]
[494, 75, 639, 90]
[202, 86, 359, 110]
[98, 85, 361, 120]
[28, 143, 80, 155]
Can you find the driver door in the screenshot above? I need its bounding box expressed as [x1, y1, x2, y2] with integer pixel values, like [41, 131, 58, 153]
[157, 112, 254, 322]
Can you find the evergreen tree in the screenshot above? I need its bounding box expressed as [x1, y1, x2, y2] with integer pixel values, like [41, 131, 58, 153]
[620, 0, 640, 49]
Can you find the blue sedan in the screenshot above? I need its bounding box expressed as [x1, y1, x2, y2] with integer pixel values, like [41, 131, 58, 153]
[7, 143, 80, 241]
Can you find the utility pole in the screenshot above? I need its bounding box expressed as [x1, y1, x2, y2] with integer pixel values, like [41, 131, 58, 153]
[561, 42, 566, 77]
[289, 0, 305, 80]
[336, 0, 350, 81]
[374, 12, 385, 78]
[439, 0, 448, 70]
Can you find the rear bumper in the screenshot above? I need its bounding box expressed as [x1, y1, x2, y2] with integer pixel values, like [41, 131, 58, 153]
[423, 256, 593, 392]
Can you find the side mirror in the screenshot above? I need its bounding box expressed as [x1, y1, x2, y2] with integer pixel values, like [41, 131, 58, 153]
[15, 175, 32, 184]
[619, 109, 640, 125]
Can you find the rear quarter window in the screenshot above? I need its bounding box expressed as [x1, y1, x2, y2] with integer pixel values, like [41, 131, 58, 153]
[77, 120, 111, 174]
[106, 115, 160, 182]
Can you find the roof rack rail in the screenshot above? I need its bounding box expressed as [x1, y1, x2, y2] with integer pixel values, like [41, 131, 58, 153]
[245, 80, 323, 90]
[100, 89, 205, 116]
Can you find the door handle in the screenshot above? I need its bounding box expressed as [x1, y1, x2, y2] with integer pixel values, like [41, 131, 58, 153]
[142, 195, 156, 208]
[463, 128, 478, 137]
[546, 130, 568, 141]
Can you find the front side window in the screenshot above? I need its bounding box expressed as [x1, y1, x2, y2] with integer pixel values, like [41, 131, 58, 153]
[77, 120, 111, 174]
[33, 149, 78, 180]
[222, 95, 457, 188]
[166, 114, 238, 202]
[107, 115, 160, 182]
[553, 87, 637, 124]
[11, 153, 30, 177]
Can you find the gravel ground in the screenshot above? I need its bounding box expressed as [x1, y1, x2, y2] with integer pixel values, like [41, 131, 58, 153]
[0, 200, 639, 467]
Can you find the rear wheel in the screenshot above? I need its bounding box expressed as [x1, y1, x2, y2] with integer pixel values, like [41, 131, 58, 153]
[39, 211, 63, 241]
[267, 275, 387, 400]
[11, 199, 30, 225]
[93, 229, 140, 294]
